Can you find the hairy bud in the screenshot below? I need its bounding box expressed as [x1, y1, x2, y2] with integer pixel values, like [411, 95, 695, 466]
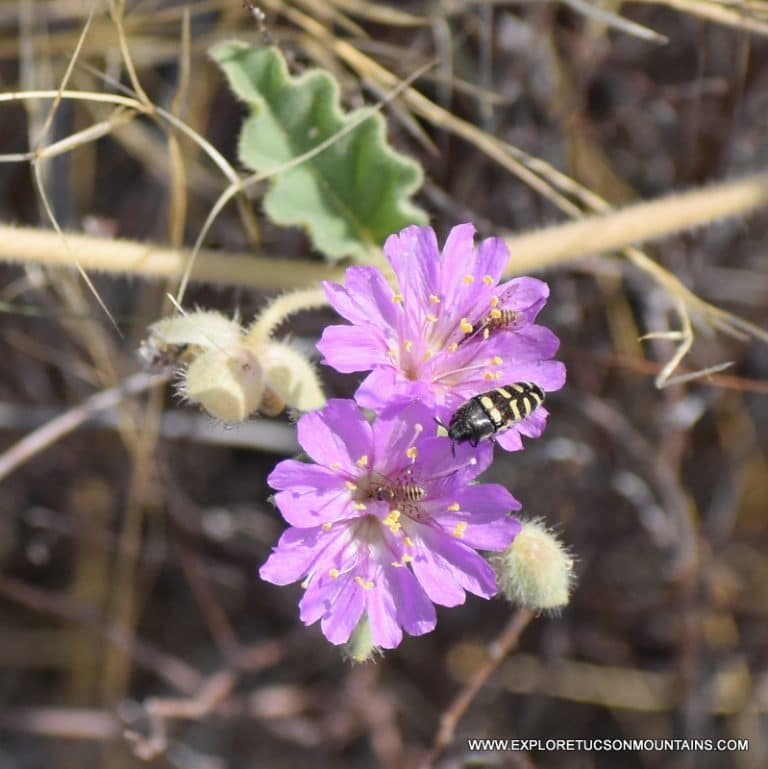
[341, 616, 380, 664]
[491, 519, 574, 611]
[141, 301, 325, 422]
[184, 347, 265, 423]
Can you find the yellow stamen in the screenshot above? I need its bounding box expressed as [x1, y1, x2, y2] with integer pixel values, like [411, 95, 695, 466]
[392, 293, 404, 304]
[423, 350, 433, 361]
[404, 339, 413, 352]
[329, 568, 340, 578]
[448, 503, 460, 512]
[460, 318, 473, 334]
[355, 576, 374, 590]
[452, 522, 468, 539]
[483, 371, 495, 380]
[406, 447, 418, 460]
[402, 553, 413, 563]
[449, 342, 458, 352]
[383, 510, 402, 531]
[329, 462, 342, 470]
[356, 455, 369, 467]
[490, 308, 502, 319]
[492, 355, 503, 365]
[482, 274, 494, 285]
[462, 274, 475, 284]
[355, 503, 367, 511]
[391, 560, 405, 568]
[404, 537, 414, 547]
[429, 294, 441, 304]
[490, 295, 500, 308]
[426, 313, 438, 323]
[322, 522, 333, 530]
[345, 480, 357, 491]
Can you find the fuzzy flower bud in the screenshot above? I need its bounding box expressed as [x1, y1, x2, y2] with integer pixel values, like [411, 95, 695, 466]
[341, 616, 380, 664]
[141, 306, 325, 422]
[491, 519, 574, 611]
[184, 346, 264, 423]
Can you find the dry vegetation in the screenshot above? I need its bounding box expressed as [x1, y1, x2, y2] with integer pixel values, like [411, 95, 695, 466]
[1, 1, 768, 768]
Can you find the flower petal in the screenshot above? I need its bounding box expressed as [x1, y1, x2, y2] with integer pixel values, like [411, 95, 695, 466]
[437, 508, 522, 550]
[320, 574, 367, 645]
[384, 225, 440, 307]
[516, 406, 549, 439]
[438, 223, 481, 310]
[386, 564, 436, 637]
[451, 483, 522, 515]
[322, 267, 400, 329]
[495, 276, 550, 321]
[296, 400, 373, 472]
[272, 486, 354, 528]
[355, 368, 432, 413]
[410, 436, 494, 492]
[370, 401, 436, 476]
[493, 408, 549, 451]
[474, 236, 510, 284]
[299, 571, 366, 645]
[500, 359, 567, 393]
[497, 324, 561, 361]
[418, 526, 499, 599]
[317, 324, 389, 373]
[494, 428, 523, 452]
[365, 568, 404, 649]
[409, 542, 466, 607]
[408, 519, 505, 606]
[268, 460, 341, 492]
[259, 525, 342, 586]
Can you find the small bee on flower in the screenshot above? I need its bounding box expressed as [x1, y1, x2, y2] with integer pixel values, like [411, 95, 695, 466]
[260, 399, 522, 649]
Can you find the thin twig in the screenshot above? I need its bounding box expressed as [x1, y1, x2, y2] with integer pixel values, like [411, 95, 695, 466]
[124, 640, 284, 760]
[422, 608, 534, 769]
[0, 371, 169, 484]
[0, 574, 202, 694]
[125, 670, 238, 760]
[0, 708, 120, 741]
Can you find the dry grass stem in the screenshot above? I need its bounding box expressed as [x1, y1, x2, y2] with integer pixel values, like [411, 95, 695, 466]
[0, 371, 169, 484]
[0, 224, 345, 288]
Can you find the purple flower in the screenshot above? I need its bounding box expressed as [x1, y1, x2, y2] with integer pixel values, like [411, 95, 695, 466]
[260, 399, 521, 649]
[317, 223, 566, 452]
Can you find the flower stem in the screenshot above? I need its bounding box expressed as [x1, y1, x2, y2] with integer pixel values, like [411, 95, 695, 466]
[245, 287, 330, 347]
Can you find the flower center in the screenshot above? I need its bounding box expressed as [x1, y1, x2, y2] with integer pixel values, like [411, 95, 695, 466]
[360, 470, 429, 526]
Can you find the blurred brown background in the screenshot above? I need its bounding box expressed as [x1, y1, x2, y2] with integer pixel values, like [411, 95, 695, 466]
[0, 1, 767, 768]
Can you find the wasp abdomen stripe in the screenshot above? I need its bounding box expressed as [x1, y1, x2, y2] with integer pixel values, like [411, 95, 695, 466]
[447, 381, 547, 445]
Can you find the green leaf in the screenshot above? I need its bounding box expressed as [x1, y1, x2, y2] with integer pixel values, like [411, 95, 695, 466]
[211, 41, 427, 262]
